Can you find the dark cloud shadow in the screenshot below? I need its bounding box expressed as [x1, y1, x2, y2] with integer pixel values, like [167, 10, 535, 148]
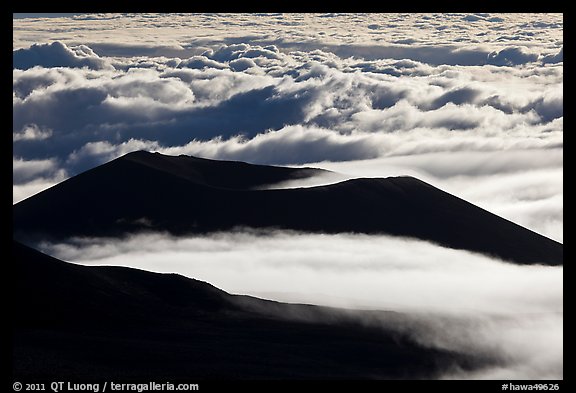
[13, 41, 109, 70]
[426, 87, 482, 110]
[487, 47, 539, 66]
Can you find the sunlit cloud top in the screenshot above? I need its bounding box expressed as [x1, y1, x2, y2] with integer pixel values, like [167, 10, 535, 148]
[13, 13, 563, 59]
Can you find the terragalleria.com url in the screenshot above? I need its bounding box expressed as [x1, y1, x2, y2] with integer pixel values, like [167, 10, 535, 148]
[107, 382, 198, 392]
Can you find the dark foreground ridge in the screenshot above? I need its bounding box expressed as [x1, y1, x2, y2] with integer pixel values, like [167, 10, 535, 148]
[13, 151, 562, 265]
[13, 240, 489, 380]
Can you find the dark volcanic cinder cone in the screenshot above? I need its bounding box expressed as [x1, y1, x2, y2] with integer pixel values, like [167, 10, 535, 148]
[13, 151, 562, 266]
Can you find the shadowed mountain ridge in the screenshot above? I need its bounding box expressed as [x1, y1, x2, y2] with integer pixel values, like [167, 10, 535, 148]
[12, 151, 563, 266]
[13, 240, 490, 380]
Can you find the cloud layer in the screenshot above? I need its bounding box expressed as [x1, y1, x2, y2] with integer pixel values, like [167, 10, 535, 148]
[39, 230, 563, 379]
[42, 231, 561, 313]
[13, 13, 563, 63]
[13, 41, 111, 70]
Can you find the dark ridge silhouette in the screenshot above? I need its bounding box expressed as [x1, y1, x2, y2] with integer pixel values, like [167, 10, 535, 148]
[13, 240, 493, 380]
[122, 150, 327, 190]
[12, 151, 562, 266]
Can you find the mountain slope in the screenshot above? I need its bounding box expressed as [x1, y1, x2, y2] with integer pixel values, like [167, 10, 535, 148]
[13, 240, 488, 380]
[122, 150, 327, 190]
[12, 151, 562, 265]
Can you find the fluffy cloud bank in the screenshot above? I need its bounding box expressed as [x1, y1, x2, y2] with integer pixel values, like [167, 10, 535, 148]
[13, 40, 561, 164]
[13, 41, 111, 70]
[13, 14, 563, 63]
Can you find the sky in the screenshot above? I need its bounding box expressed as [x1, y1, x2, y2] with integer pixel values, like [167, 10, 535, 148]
[13, 13, 563, 380]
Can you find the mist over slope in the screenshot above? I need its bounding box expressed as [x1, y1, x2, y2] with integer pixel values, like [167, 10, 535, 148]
[13, 240, 491, 380]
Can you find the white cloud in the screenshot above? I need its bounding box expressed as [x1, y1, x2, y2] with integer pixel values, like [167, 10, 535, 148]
[42, 231, 561, 314]
[487, 46, 539, 66]
[12, 157, 68, 203]
[178, 55, 228, 70]
[159, 125, 383, 164]
[438, 313, 563, 379]
[13, 14, 562, 60]
[39, 230, 563, 379]
[12, 40, 562, 169]
[13, 157, 60, 183]
[13, 41, 112, 70]
[13, 124, 52, 141]
[13, 178, 63, 204]
[66, 139, 162, 170]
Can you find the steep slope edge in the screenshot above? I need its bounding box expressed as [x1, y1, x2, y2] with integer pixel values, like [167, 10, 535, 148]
[13, 241, 490, 379]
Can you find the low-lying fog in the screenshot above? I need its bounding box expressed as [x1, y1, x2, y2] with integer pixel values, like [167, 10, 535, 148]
[39, 230, 563, 379]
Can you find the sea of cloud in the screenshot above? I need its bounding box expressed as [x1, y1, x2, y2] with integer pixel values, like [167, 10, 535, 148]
[14, 14, 563, 379]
